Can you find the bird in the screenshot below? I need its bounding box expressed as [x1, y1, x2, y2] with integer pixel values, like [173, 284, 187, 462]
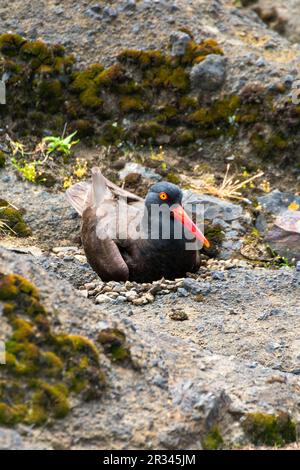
[66, 167, 209, 283]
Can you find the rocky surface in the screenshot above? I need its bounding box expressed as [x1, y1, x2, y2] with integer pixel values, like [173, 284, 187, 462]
[256, 190, 300, 261]
[0, 0, 300, 451]
[0, 168, 252, 260]
[242, 0, 300, 44]
[1, 246, 300, 450]
[0, 170, 80, 248]
[1, 0, 300, 193]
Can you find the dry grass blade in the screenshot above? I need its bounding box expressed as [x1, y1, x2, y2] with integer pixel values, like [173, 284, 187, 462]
[0, 219, 17, 235]
[184, 165, 264, 202]
[0, 204, 17, 236]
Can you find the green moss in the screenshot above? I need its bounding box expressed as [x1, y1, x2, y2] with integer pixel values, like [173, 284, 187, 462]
[0, 272, 107, 427]
[0, 151, 6, 168]
[118, 49, 164, 68]
[71, 64, 104, 91]
[180, 38, 224, 65]
[189, 96, 240, 126]
[0, 402, 27, 425]
[143, 65, 189, 92]
[168, 67, 189, 91]
[202, 222, 224, 258]
[0, 273, 38, 301]
[31, 382, 69, 421]
[6, 341, 40, 376]
[136, 121, 171, 141]
[0, 199, 32, 237]
[99, 122, 125, 146]
[53, 55, 75, 73]
[11, 318, 35, 342]
[120, 95, 146, 113]
[20, 40, 53, 69]
[242, 412, 296, 447]
[1, 59, 24, 85]
[71, 64, 104, 109]
[173, 128, 195, 145]
[0, 33, 26, 57]
[2, 34, 296, 158]
[36, 78, 62, 100]
[79, 87, 103, 109]
[178, 96, 198, 111]
[40, 351, 64, 377]
[202, 426, 224, 450]
[251, 132, 288, 158]
[98, 328, 132, 364]
[116, 80, 142, 95]
[117, 41, 220, 93]
[95, 64, 124, 87]
[54, 333, 100, 364]
[155, 105, 178, 123]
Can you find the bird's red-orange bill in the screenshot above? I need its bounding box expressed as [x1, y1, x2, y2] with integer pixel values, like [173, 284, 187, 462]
[172, 205, 210, 248]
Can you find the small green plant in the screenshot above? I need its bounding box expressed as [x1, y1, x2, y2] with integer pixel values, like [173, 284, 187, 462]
[6, 136, 26, 157]
[11, 158, 37, 183]
[43, 131, 79, 157]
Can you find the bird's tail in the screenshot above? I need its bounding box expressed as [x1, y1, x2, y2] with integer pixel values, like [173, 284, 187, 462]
[65, 167, 107, 215]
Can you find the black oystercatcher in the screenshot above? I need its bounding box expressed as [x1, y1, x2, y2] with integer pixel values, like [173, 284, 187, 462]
[66, 168, 209, 282]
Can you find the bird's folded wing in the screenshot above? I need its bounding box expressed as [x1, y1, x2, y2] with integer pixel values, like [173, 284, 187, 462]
[81, 206, 130, 281]
[66, 166, 145, 237]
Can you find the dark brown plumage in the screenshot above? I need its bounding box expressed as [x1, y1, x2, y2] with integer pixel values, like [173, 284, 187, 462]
[66, 168, 209, 282]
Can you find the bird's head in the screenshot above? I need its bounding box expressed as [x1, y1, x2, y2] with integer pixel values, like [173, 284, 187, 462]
[144, 181, 210, 248]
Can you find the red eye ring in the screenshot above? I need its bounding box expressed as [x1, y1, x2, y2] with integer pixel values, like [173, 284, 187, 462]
[159, 191, 168, 201]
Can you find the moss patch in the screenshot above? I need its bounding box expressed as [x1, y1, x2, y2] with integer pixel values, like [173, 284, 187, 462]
[0, 33, 26, 57]
[179, 38, 224, 65]
[0, 33, 224, 147]
[0, 199, 31, 237]
[0, 32, 298, 162]
[242, 412, 297, 447]
[120, 95, 147, 113]
[202, 222, 224, 258]
[0, 273, 106, 426]
[202, 426, 224, 450]
[0, 151, 6, 168]
[97, 328, 132, 365]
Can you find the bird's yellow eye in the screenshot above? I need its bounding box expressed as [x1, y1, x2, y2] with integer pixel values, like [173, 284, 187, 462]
[159, 191, 168, 201]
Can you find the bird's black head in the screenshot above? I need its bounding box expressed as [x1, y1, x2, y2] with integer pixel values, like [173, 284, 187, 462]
[145, 181, 183, 209]
[143, 180, 210, 248]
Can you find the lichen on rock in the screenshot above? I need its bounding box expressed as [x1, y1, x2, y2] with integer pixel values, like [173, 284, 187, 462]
[202, 425, 224, 450]
[242, 412, 296, 447]
[0, 32, 226, 146]
[0, 30, 299, 162]
[0, 272, 106, 426]
[97, 328, 132, 365]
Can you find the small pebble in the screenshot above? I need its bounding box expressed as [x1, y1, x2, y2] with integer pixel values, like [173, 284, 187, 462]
[95, 294, 112, 304]
[169, 310, 188, 321]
